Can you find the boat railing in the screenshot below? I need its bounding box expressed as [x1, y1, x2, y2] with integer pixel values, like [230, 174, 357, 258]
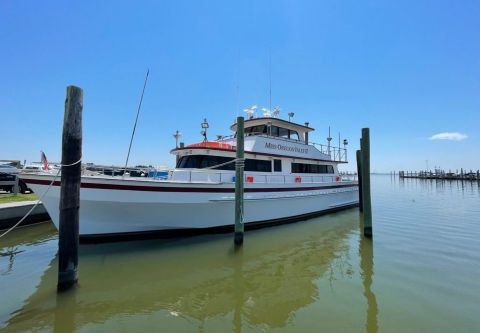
[309, 142, 348, 162]
[169, 169, 352, 184]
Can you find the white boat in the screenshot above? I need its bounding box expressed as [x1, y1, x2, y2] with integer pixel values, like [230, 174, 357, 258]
[20, 110, 359, 241]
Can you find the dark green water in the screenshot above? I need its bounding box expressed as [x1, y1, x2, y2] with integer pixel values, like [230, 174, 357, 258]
[1, 175, 479, 332]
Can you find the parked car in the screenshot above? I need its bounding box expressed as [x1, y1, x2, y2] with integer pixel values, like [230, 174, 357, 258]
[0, 164, 28, 193]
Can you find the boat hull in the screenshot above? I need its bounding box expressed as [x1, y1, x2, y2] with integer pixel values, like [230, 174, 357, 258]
[21, 175, 359, 241]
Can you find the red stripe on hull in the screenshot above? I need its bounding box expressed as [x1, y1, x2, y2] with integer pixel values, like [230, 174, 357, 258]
[22, 178, 358, 193]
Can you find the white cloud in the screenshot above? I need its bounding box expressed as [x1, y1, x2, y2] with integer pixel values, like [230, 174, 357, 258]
[428, 132, 468, 141]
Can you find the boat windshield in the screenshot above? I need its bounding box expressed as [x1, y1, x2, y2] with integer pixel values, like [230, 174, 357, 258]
[244, 125, 300, 140]
[177, 155, 272, 172]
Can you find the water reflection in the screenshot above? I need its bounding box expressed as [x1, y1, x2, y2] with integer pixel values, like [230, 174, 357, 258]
[0, 247, 24, 276]
[232, 246, 244, 333]
[53, 289, 77, 333]
[359, 235, 378, 333]
[2, 212, 359, 332]
[0, 223, 57, 330]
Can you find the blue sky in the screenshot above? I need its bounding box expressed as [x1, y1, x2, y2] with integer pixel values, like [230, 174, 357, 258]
[1, 0, 479, 172]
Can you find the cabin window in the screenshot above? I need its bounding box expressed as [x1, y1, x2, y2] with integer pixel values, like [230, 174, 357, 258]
[268, 125, 278, 136]
[245, 125, 267, 136]
[245, 159, 272, 172]
[288, 130, 299, 140]
[177, 155, 272, 172]
[278, 127, 289, 138]
[177, 156, 235, 170]
[274, 159, 282, 172]
[291, 163, 334, 174]
[244, 124, 300, 141]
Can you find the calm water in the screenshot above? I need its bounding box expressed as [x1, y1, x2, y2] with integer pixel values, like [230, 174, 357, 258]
[1, 175, 479, 332]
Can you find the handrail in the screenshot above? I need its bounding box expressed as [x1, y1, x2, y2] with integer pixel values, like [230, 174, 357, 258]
[310, 142, 348, 162]
[168, 169, 352, 185]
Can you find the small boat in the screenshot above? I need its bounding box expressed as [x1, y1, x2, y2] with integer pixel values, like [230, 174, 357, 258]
[82, 163, 169, 178]
[20, 109, 359, 241]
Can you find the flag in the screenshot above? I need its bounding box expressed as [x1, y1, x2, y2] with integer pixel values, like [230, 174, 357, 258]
[40, 151, 49, 171]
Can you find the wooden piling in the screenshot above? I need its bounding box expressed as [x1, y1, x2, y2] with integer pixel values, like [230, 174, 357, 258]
[356, 150, 363, 212]
[361, 128, 372, 238]
[234, 116, 245, 246]
[58, 86, 83, 292]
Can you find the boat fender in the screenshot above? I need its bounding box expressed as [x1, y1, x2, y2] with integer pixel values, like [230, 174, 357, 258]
[295, 176, 302, 183]
[246, 176, 254, 183]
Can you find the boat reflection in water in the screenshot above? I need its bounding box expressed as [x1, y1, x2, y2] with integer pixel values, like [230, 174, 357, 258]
[2, 209, 378, 332]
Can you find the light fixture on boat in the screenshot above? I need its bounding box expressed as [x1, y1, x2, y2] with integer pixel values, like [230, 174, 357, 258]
[173, 130, 182, 148]
[343, 139, 348, 161]
[243, 105, 257, 119]
[288, 112, 294, 122]
[201, 118, 209, 141]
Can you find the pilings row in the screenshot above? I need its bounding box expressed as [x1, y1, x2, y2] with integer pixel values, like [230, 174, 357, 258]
[398, 169, 480, 181]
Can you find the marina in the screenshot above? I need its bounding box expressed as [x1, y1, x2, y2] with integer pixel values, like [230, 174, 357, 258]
[2, 1, 479, 332]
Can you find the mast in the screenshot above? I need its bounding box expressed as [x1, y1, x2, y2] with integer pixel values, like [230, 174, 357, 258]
[123, 69, 149, 175]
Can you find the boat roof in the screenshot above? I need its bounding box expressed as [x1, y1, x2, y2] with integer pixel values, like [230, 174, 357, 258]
[230, 117, 315, 133]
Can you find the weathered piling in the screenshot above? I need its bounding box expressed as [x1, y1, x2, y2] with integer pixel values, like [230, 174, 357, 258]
[58, 86, 83, 292]
[234, 116, 245, 246]
[360, 128, 372, 238]
[356, 149, 363, 212]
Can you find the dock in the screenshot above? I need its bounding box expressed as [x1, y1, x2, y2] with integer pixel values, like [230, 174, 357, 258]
[398, 169, 480, 181]
[0, 200, 50, 230]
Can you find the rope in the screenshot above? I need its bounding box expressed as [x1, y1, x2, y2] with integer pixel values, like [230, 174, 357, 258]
[203, 158, 244, 170]
[0, 157, 82, 239]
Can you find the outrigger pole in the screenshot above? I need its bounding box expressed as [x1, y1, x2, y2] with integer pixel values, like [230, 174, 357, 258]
[123, 69, 150, 176]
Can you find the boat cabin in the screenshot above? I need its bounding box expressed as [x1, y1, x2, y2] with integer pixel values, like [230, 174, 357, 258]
[230, 117, 314, 143]
[169, 115, 347, 184]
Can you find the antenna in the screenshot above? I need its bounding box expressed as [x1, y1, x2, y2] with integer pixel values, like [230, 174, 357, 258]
[173, 130, 182, 148]
[338, 132, 341, 161]
[327, 126, 332, 157]
[235, 82, 239, 117]
[269, 53, 272, 112]
[123, 69, 149, 176]
[201, 118, 209, 141]
[261, 107, 272, 117]
[243, 105, 257, 119]
[272, 106, 280, 118]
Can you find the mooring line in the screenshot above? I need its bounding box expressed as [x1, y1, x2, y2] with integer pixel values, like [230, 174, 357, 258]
[0, 157, 82, 239]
